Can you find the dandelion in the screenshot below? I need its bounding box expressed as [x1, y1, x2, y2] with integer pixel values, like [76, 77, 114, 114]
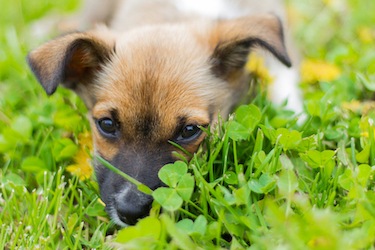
[361, 102, 375, 116]
[245, 53, 274, 83]
[341, 100, 375, 116]
[359, 117, 375, 138]
[357, 27, 374, 44]
[300, 59, 341, 83]
[77, 130, 93, 151]
[341, 100, 361, 113]
[66, 131, 93, 181]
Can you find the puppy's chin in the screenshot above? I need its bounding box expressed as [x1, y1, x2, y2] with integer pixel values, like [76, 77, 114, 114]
[106, 206, 130, 227]
[99, 178, 156, 226]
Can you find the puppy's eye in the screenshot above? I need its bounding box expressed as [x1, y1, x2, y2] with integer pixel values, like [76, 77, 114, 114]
[98, 118, 116, 134]
[180, 125, 200, 139]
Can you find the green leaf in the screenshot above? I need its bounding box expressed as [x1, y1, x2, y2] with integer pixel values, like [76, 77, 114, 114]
[116, 217, 161, 243]
[21, 156, 49, 173]
[252, 129, 264, 154]
[54, 108, 82, 129]
[279, 155, 294, 170]
[59, 145, 79, 161]
[176, 173, 195, 202]
[259, 125, 277, 143]
[277, 169, 298, 195]
[228, 121, 250, 141]
[11, 115, 33, 140]
[1, 173, 26, 186]
[67, 213, 78, 235]
[307, 100, 321, 117]
[357, 72, 375, 91]
[236, 104, 261, 132]
[86, 202, 106, 217]
[254, 151, 266, 167]
[158, 161, 187, 187]
[356, 145, 370, 164]
[224, 171, 238, 185]
[338, 169, 354, 190]
[306, 149, 336, 168]
[248, 179, 263, 194]
[358, 164, 371, 187]
[152, 187, 183, 211]
[234, 186, 249, 205]
[116, 227, 140, 243]
[161, 214, 197, 249]
[270, 116, 289, 128]
[176, 219, 194, 234]
[276, 128, 302, 151]
[192, 215, 207, 236]
[296, 135, 318, 153]
[53, 138, 79, 161]
[248, 174, 277, 194]
[337, 140, 350, 166]
[259, 173, 277, 193]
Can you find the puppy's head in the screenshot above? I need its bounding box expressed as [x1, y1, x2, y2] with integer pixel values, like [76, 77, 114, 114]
[27, 15, 291, 226]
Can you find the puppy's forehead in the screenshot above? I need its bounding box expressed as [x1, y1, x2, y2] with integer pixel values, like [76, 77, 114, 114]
[93, 26, 214, 137]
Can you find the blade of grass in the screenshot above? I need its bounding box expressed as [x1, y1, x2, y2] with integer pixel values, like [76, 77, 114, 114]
[96, 155, 153, 195]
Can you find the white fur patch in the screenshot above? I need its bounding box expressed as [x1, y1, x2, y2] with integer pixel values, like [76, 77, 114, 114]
[108, 186, 131, 227]
[175, 0, 225, 18]
[174, 0, 242, 19]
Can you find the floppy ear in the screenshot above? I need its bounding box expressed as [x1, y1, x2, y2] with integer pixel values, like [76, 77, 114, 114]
[209, 14, 291, 78]
[27, 27, 115, 103]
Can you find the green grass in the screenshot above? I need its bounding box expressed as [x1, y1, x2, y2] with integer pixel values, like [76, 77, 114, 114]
[1, 0, 375, 249]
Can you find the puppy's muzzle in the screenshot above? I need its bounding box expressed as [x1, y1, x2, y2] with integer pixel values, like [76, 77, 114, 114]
[96, 144, 174, 225]
[114, 185, 154, 225]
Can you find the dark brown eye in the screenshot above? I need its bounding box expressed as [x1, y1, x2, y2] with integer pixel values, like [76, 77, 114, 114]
[98, 118, 116, 134]
[180, 125, 200, 139]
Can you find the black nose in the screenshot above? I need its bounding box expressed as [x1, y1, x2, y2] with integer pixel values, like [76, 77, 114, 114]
[116, 198, 153, 225]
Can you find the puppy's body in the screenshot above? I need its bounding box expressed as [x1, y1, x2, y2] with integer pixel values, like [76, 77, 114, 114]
[28, 0, 301, 226]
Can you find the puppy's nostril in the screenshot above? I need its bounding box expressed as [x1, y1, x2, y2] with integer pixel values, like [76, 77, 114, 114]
[116, 200, 152, 225]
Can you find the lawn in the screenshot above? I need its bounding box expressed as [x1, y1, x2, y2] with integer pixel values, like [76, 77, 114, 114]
[1, 0, 375, 249]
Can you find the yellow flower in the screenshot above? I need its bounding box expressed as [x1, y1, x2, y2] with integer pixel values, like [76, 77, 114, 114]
[307, 236, 332, 248]
[361, 101, 375, 116]
[300, 59, 342, 83]
[66, 148, 93, 181]
[341, 100, 361, 113]
[77, 130, 93, 151]
[359, 118, 375, 138]
[357, 27, 374, 44]
[321, 0, 336, 7]
[245, 53, 274, 83]
[341, 100, 375, 116]
[66, 131, 94, 181]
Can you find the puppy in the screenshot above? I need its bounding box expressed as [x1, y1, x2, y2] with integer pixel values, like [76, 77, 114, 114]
[27, 0, 302, 226]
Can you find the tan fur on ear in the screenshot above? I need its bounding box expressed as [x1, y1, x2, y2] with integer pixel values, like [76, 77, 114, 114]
[27, 26, 115, 99]
[206, 14, 291, 78]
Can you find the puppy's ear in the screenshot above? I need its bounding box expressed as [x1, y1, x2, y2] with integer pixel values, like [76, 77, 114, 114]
[209, 14, 291, 78]
[27, 27, 115, 98]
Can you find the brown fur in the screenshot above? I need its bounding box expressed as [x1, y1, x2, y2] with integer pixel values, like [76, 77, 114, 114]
[27, 7, 291, 225]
